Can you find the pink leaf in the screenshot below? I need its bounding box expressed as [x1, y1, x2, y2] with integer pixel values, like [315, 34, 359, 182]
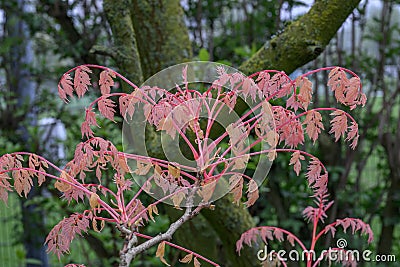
[244, 179, 259, 207]
[74, 66, 92, 98]
[303, 110, 324, 143]
[293, 76, 313, 110]
[273, 228, 284, 242]
[119, 94, 136, 120]
[98, 98, 116, 121]
[289, 151, 305, 176]
[45, 213, 90, 259]
[59, 74, 74, 102]
[99, 70, 116, 95]
[229, 174, 244, 205]
[329, 110, 348, 141]
[287, 235, 295, 246]
[81, 121, 94, 139]
[346, 122, 359, 149]
[85, 108, 99, 127]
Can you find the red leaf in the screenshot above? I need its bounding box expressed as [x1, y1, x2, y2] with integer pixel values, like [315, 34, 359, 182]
[229, 174, 243, 205]
[99, 70, 116, 95]
[329, 110, 348, 141]
[81, 121, 94, 139]
[289, 151, 305, 176]
[74, 66, 92, 98]
[244, 179, 259, 207]
[58, 74, 74, 102]
[98, 98, 116, 121]
[303, 110, 324, 143]
[45, 213, 90, 259]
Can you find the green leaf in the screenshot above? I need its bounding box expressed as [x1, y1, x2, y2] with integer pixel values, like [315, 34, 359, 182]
[198, 48, 210, 61]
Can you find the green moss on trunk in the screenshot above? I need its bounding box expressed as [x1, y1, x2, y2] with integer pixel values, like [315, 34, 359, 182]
[240, 0, 361, 75]
[164, 206, 219, 267]
[202, 193, 261, 267]
[131, 0, 192, 79]
[103, 0, 143, 88]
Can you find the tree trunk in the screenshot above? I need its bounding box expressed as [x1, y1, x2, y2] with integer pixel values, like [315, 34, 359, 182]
[3, 1, 48, 266]
[103, 0, 143, 88]
[378, 132, 400, 256]
[103, 0, 362, 265]
[130, 0, 192, 80]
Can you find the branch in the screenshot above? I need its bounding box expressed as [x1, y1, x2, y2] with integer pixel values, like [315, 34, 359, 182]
[240, 0, 361, 74]
[119, 192, 203, 266]
[39, 0, 97, 63]
[89, 45, 118, 59]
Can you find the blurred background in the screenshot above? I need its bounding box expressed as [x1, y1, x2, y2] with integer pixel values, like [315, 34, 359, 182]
[0, 0, 399, 266]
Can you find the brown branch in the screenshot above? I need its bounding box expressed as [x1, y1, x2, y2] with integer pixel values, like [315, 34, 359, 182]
[39, 0, 97, 63]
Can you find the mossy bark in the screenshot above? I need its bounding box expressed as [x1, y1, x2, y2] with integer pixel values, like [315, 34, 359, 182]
[103, 0, 143, 88]
[201, 190, 261, 266]
[165, 205, 220, 267]
[130, 0, 192, 79]
[240, 0, 361, 75]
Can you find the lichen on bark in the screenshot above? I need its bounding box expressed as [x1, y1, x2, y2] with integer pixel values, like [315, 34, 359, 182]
[240, 0, 361, 75]
[103, 0, 143, 88]
[130, 0, 192, 79]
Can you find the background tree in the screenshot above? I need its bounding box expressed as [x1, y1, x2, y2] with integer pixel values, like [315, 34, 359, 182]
[1, 0, 399, 266]
[99, 0, 363, 266]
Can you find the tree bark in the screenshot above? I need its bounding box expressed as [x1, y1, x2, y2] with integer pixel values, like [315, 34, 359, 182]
[201, 190, 261, 267]
[378, 132, 400, 256]
[103, 0, 143, 88]
[130, 0, 192, 80]
[240, 0, 362, 75]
